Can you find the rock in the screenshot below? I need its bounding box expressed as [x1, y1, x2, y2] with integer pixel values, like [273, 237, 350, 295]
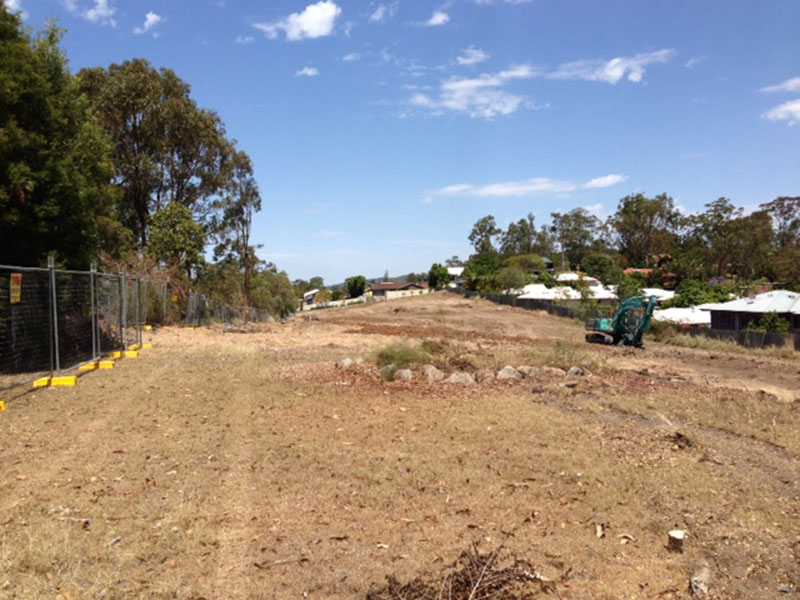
[353, 358, 365, 365]
[497, 366, 523, 380]
[338, 358, 354, 368]
[560, 380, 579, 389]
[567, 366, 585, 377]
[422, 364, 445, 382]
[517, 365, 541, 377]
[379, 364, 397, 381]
[475, 369, 495, 383]
[445, 372, 476, 385]
[542, 366, 567, 377]
[395, 369, 413, 381]
[690, 565, 711, 596]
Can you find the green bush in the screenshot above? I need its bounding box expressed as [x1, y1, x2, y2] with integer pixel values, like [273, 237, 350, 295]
[374, 342, 429, 368]
[748, 311, 791, 333]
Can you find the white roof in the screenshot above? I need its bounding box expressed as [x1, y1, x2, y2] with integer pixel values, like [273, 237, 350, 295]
[586, 285, 618, 300]
[303, 288, 320, 299]
[518, 284, 582, 300]
[642, 288, 676, 302]
[447, 267, 464, 277]
[701, 290, 800, 314]
[653, 306, 711, 326]
[556, 272, 592, 282]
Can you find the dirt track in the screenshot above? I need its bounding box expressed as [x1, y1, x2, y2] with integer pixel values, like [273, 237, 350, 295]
[1, 293, 798, 599]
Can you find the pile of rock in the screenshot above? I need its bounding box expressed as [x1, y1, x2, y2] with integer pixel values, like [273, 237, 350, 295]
[338, 358, 589, 385]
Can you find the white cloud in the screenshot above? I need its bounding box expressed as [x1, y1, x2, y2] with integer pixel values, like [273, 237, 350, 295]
[83, 0, 116, 26]
[429, 178, 577, 199]
[457, 46, 489, 66]
[370, 2, 398, 22]
[425, 10, 449, 26]
[234, 35, 254, 45]
[295, 66, 320, 77]
[583, 203, 605, 218]
[409, 64, 539, 119]
[583, 174, 628, 189]
[760, 77, 800, 93]
[548, 49, 675, 84]
[6, 0, 28, 19]
[426, 173, 627, 200]
[342, 52, 361, 61]
[685, 56, 705, 69]
[762, 99, 800, 125]
[133, 11, 162, 35]
[254, 1, 342, 41]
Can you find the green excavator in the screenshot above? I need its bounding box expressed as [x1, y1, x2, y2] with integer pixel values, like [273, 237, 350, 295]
[585, 295, 657, 348]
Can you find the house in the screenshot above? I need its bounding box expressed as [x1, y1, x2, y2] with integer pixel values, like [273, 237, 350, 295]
[552, 273, 617, 305]
[446, 267, 464, 288]
[371, 281, 431, 300]
[301, 288, 320, 309]
[700, 290, 800, 332]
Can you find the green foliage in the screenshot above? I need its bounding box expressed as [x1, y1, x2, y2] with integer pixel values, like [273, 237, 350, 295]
[495, 266, 526, 291]
[330, 288, 343, 301]
[611, 193, 682, 267]
[504, 254, 546, 273]
[661, 279, 732, 308]
[345, 275, 366, 298]
[375, 342, 429, 368]
[462, 252, 501, 291]
[582, 252, 624, 285]
[550, 208, 602, 269]
[616, 274, 646, 301]
[315, 289, 332, 303]
[536, 271, 558, 288]
[428, 263, 451, 290]
[748, 312, 791, 333]
[0, 12, 116, 267]
[468, 215, 500, 254]
[147, 203, 205, 274]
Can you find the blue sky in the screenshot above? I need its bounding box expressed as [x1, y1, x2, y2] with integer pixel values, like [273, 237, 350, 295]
[10, 0, 800, 283]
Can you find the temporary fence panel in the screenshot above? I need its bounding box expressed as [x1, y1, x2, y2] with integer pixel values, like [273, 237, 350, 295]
[0, 266, 54, 390]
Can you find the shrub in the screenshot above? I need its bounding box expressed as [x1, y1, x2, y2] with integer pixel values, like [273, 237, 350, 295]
[374, 342, 429, 368]
[748, 311, 791, 333]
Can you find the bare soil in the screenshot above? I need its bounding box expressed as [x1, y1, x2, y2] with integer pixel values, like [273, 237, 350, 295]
[1, 292, 798, 599]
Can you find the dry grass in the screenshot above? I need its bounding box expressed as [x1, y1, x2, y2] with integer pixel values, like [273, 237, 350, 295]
[0, 294, 798, 599]
[662, 333, 800, 360]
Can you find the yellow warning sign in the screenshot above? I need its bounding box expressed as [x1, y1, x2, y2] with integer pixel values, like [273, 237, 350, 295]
[10, 273, 22, 304]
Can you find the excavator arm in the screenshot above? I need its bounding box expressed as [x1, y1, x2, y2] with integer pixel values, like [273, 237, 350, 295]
[585, 295, 657, 348]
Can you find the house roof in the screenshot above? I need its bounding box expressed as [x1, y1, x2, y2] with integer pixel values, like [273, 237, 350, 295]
[302, 288, 320, 299]
[447, 267, 464, 277]
[700, 290, 800, 314]
[517, 284, 582, 301]
[642, 288, 676, 302]
[653, 306, 711, 326]
[371, 281, 429, 291]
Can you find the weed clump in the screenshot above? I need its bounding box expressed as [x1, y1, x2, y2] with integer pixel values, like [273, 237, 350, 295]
[374, 342, 429, 368]
[541, 342, 603, 371]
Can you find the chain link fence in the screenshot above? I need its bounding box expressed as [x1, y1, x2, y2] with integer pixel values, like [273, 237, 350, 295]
[1, 261, 283, 394]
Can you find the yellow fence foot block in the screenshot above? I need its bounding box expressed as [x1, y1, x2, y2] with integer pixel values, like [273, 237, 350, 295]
[79, 362, 99, 371]
[143, 325, 153, 331]
[0, 401, 6, 412]
[124, 351, 139, 358]
[33, 377, 51, 388]
[99, 360, 115, 370]
[51, 376, 77, 387]
[143, 343, 153, 350]
[109, 351, 123, 359]
[128, 344, 140, 351]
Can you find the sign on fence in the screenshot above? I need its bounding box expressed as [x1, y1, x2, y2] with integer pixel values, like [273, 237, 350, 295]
[9, 273, 22, 304]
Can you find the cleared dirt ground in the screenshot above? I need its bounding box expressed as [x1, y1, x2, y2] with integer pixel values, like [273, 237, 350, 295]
[1, 292, 798, 599]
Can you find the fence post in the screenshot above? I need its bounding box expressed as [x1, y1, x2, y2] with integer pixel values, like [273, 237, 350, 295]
[162, 283, 168, 325]
[119, 275, 125, 351]
[90, 262, 98, 360]
[48, 255, 60, 373]
[136, 277, 142, 346]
